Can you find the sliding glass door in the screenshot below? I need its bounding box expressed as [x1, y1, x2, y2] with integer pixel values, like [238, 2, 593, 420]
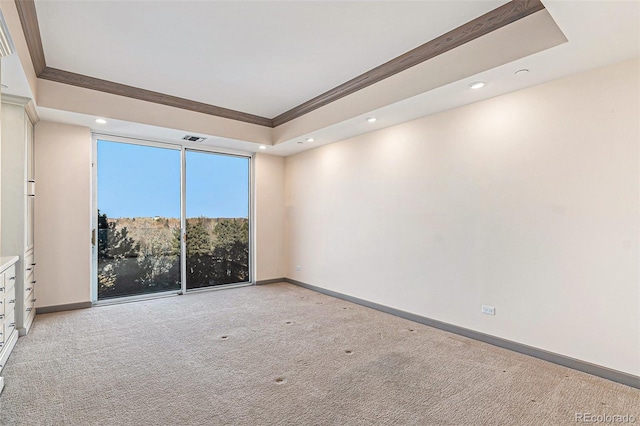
[95, 138, 251, 301]
[185, 150, 250, 289]
[96, 140, 182, 299]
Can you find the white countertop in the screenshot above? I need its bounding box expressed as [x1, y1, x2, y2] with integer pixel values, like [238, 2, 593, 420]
[0, 256, 19, 272]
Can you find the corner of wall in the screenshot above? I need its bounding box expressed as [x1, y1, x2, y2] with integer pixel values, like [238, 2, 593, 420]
[255, 153, 286, 281]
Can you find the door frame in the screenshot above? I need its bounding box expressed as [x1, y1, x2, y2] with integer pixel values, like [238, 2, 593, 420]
[91, 133, 255, 304]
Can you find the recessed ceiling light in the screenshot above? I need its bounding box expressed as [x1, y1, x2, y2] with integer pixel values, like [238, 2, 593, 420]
[95, 118, 107, 124]
[469, 81, 485, 90]
[367, 117, 377, 123]
[515, 69, 529, 76]
[258, 145, 266, 150]
[305, 138, 314, 143]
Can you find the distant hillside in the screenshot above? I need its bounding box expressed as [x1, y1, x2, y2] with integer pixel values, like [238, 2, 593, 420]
[107, 216, 247, 246]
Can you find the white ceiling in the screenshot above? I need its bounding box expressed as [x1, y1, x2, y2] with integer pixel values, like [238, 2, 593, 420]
[34, 0, 507, 118]
[265, 0, 640, 156]
[4, 1, 640, 157]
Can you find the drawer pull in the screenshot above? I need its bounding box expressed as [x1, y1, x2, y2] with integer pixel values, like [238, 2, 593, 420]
[31, 299, 36, 303]
[31, 280, 36, 284]
[0, 288, 3, 292]
[26, 308, 32, 312]
[0, 314, 3, 320]
[31, 263, 36, 266]
[8, 276, 15, 280]
[26, 287, 32, 291]
[9, 299, 15, 304]
[26, 267, 33, 271]
[8, 323, 15, 328]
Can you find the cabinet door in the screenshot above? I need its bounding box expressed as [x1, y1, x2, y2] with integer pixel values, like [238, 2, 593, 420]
[26, 197, 34, 250]
[27, 117, 34, 181]
[26, 117, 35, 250]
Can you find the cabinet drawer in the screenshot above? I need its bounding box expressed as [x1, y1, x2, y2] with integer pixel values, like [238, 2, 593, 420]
[2, 308, 15, 348]
[25, 294, 36, 317]
[24, 253, 35, 276]
[25, 286, 35, 303]
[3, 285, 16, 321]
[4, 285, 15, 308]
[23, 307, 35, 336]
[3, 265, 16, 292]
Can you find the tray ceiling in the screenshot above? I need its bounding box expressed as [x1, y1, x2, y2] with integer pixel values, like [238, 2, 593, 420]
[34, 0, 508, 118]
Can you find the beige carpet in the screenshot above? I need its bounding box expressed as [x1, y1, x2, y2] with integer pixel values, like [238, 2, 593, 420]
[0, 283, 638, 425]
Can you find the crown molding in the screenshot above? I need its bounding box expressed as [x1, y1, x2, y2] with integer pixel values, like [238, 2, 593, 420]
[272, 0, 545, 126]
[25, 97, 39, 123]
[14, 0, 43, 72]
[1, 92, 30, 106]
[2, 93, 39, 123]
[13, 0, 273, 127]
[15, 0, 545, 129]
[38, 67, 274, 127]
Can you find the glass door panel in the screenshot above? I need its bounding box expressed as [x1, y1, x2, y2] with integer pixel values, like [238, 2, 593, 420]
[97, 140, 181, 299]
[185, 150, 250, 289]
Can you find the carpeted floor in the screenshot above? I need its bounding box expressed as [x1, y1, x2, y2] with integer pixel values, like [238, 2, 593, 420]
[0, 282, 638, 425]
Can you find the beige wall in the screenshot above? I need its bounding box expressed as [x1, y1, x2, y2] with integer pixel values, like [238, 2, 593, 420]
[37, 80, 272, 146]
[33, 123, 285, 304]
[284, 58, 640, 376]
[35, 121, 92, 307]
[255, 153, 286, 281]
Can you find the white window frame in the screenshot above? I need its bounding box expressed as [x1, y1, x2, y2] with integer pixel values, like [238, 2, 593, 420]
[91, 133, 255, 305]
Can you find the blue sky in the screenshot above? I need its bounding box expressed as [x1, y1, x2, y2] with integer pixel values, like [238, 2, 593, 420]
[98, 140, 249, 219]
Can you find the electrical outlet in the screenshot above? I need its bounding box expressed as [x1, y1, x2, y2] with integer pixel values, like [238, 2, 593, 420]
[296, 265, 301, 271]
[481, 305, 495, 315]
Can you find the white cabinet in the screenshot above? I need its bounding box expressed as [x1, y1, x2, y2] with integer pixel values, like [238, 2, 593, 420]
[1, 95, 37, 337]
[0, 256, 19, 394]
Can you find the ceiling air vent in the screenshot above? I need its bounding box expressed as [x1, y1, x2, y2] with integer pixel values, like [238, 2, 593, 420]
[182, 135, 206, 143]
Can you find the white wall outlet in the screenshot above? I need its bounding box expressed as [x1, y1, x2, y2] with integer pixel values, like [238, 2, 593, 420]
[296, 265, 301, 271]
[482, 305, 495, 315]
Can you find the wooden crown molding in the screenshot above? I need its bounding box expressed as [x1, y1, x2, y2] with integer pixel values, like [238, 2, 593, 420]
[14, 0, 44, 73]
[38, 68, 274, 127]
[15, 0, 544, 129]
[272, 0, 545, 126]
[13, 0, 273, 127]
